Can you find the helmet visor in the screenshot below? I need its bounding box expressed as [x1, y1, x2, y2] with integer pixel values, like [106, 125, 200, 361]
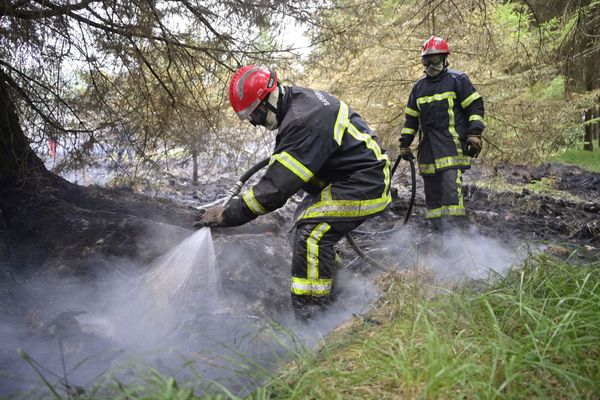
[248, 101, 269, 126]
[235, 98, 262, 120]
[422, 54, 444, 66]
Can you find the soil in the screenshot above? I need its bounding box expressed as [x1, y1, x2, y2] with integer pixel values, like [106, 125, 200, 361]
[0, 160, 598, 396]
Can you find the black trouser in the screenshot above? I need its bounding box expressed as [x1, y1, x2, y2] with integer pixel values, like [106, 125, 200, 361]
[422, 168, 465, 230]
[290, 219, 364, 321]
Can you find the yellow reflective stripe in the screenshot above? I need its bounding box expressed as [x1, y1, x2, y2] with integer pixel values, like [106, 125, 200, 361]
[334, 101, 350, 145]
[306, 222, 331, 280]
[461, 92, 482, 109]
[347, 122, 391, 199]
[447, 97, 464, 156]
[401, 127, 416, 135]
[425, 205, 465, 219]
[469, 115, 485, 123]
[416, 91, 457, 106]
[298, 116, 391, 221]
[271, 151, 313, 183]
[300, 196, 391, 219]
[418, 156, 471, 175]
[426, 170, 464, 219]
[419, 163, 436, 175]
[291, 277, 332, 296]
[242, 188, 268, 215]
[435, 155, 470, 169]
[321, 185, 333, 202]
[405, 107, 420, 117]
[457, 169, 464, 209]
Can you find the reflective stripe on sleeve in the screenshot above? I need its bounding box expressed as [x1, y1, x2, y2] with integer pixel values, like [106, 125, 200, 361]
[291, 277, 332, 296]
[469, 115, 485, 124]
[401, 127, 416, 135]
[461, 92, 482, 109]
[270, 151, 314, 183]
[242, 188, 268, 215]
[405, 107, 420, 117]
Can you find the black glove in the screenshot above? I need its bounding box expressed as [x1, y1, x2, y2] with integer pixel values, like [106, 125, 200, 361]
[398, 134, 412, 149]
[398, 146, 414, 161]
[193, 206, 224, 228]
[465, 134, 482, 158]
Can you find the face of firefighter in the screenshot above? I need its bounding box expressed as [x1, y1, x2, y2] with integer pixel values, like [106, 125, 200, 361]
[422, 54, 446, 77]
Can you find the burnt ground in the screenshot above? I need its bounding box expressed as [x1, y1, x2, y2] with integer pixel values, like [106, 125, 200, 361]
[383, 160, 600, 247]
[0, 161, 598, 396]
[467, 162, 600, 247]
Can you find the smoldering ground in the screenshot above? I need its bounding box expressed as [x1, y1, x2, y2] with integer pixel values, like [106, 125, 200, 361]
[0, 227, 379, 398]
[387, 226, 526, 281]
[0, 200, 587, 397]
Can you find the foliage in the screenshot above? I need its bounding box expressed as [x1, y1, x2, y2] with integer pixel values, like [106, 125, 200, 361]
[551, 148, 600, 172]
[301, 0, 598, 166]
[0, 0, 328, 181]
[254, 255, 600, 399]
[3, 0, 598, 181]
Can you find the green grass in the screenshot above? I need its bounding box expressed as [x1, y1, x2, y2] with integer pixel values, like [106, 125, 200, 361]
[253, 256, 600, 399]
[551, 148, 600, 173]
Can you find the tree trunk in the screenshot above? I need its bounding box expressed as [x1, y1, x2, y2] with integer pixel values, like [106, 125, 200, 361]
[595, 106, 600, 149]
[583, 108, 593, 151]
[192, 150, 198, 185]
[0, 78, 48, 184]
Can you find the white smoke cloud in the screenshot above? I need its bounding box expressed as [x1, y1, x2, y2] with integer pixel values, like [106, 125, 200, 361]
[389, 225, 524, 281]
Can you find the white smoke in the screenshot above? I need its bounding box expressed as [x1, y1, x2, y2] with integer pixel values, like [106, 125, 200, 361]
[389, 225, 523, 281]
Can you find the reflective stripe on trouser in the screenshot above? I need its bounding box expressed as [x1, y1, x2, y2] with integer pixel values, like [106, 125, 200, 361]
[422, 168, 465, 220]
[291, 220, 364, 318]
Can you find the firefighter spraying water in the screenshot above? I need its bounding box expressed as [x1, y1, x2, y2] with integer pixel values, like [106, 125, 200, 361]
[194, 65, 393, 321]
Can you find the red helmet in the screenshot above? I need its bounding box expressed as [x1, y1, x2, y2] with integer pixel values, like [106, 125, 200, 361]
[228, 65, 278, 120]
[421, 35, 450, 57]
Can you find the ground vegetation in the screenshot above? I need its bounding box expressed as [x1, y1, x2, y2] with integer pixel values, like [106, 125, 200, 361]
[0, 0, 599, 398]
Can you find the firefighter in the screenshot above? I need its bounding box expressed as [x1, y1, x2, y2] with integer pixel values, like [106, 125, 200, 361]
[194, 65, 391, 321]
[399, 36, 485, 231]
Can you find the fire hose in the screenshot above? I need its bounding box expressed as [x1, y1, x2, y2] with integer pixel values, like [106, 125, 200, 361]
[201, 155, 416, 272]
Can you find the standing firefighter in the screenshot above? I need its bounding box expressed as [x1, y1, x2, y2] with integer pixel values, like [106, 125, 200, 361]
[399, 36, 485, 231]
[194, 65, 391, 320]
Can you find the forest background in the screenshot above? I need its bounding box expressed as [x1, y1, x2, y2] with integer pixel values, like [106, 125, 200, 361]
[1, 0, 599, 188]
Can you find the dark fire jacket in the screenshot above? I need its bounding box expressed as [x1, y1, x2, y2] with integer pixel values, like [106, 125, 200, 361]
[400, 68, 485, 175]
[223, 86, 391, 227]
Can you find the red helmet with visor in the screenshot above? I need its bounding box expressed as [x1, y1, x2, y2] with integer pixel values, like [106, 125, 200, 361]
[228, 65, 278, 120]
[421, 35, 450, 56]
